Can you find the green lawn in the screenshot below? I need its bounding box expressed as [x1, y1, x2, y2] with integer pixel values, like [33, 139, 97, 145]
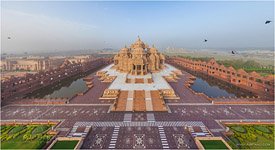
[1, 134, 46, 149]
[231, 126, 246, 133]
[200, 140, 228, 149]
[9, 126, 26, 134]
[226, 124, 274, 149]
[0, 125, 53, 150]
[32, 125, 50, 134]
[51, 140, 79, 149]
[253, 126, 271, 134]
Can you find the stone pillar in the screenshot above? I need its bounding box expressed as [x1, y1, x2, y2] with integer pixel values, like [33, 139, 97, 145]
[135, 65, 137, 75]
[141, 65, 144, 75]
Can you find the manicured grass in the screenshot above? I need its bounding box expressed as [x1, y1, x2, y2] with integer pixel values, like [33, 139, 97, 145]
[32, 125, 50, 134]
[51, 140, 79, 149]
[1, 134, 46, 149]
[253, 126, 271, 134]
[200, 140, 228, 149]
[9, 126, 26, 134]
[226, 124, 274, 149]
[0, 125, 53, 150]
[1, 126, 13, 133]
[231, 126, 246, 133]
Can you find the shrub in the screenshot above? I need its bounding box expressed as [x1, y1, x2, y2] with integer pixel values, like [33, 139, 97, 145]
[6, 135, 13, 141]
[39, 135, 50, 142]
[23, 134, 32, 141]
[0, 134, 8, 141]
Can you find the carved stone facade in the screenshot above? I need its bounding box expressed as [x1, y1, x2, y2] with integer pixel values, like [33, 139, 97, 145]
[114, 37, 165, 75]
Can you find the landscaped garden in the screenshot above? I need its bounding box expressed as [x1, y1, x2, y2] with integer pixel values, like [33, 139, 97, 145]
[200, 140, 229, 149]
[50, 140, 79, 149]
[0, 124, 53, 149]
[226, 124, 274, 149]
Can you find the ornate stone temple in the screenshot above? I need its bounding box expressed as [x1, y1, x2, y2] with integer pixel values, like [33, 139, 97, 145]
[97, 37, 180, 112]
[114, 37, 165, 75]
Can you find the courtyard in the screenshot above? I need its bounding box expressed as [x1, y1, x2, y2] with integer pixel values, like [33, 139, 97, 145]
[0, 63, 274, 149]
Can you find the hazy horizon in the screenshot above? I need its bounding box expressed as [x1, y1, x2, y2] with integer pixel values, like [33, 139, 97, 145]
[2, 1, 274, 54]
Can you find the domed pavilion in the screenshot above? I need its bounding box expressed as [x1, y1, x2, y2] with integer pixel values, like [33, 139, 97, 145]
[114, 37, 165, 75]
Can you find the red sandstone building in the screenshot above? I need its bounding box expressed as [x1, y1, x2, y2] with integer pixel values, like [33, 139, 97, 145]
[167, 57, 274, 99]
[1, 57, 111, 102]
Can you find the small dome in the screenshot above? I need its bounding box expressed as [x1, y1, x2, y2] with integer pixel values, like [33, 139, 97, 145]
[120, 45, 129, 53]
[114, 54, 119, 60]
[159, 53, 165, 60]
[149, 45, 158, 53]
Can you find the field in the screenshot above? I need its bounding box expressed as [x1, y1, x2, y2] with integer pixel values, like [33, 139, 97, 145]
[0, 125, 53, 149]
[226, 124, 274, 149]
[200, 140, 229, 149]
[50, 140, 79, 149]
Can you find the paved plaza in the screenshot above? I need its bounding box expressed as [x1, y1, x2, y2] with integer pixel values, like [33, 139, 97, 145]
[101, 64, 179, 91]
[1, 67, 274, 149]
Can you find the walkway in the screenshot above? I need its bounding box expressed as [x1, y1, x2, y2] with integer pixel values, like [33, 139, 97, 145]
[74, 121, 205, 127]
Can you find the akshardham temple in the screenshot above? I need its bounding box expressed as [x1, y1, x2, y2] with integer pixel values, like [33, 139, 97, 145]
[114, 37, 165, 75]
[97, 37, 181, 112]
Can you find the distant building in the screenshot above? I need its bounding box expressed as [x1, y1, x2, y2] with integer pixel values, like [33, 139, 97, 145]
[66, 55, 94, 64]
[1, 57, 65, 71]
[1, 59, 49, 71]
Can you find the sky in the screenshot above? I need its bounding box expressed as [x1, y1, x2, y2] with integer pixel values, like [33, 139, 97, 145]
[1, 1, 274, 54]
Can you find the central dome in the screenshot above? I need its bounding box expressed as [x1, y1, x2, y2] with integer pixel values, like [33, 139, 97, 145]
[131, 36, 146, 49]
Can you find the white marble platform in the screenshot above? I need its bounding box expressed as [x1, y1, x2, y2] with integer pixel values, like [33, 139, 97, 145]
[100, 63, 179, 91]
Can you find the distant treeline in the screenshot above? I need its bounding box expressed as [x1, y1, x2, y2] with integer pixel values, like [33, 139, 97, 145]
[177, 56, 275, 75]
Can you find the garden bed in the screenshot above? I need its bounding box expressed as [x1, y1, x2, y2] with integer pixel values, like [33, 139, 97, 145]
[50, 140, 79, 149]
[200, 140, 229, 149]
[0, 125, 53, 149]
[226, 124, 274, 149]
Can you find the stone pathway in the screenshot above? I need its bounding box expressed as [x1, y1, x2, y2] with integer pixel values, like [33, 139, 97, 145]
[158, 126, 169, 149]
[123, 113, 132, 122]
[109, 126, 120, 149]
[74, 121, 205, 127]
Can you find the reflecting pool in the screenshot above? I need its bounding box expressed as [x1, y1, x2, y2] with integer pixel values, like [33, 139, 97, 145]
[25, 74, 88, 99]
[188, 71, 255, 98]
